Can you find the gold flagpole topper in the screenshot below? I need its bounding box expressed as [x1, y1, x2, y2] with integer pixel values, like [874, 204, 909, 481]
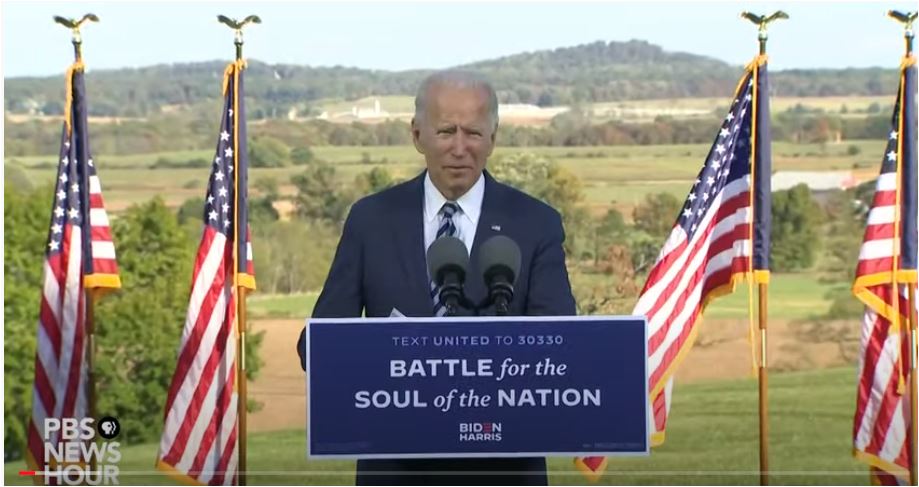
[740, 11, 789, 55]
[53, 13, 99, 61]
[887, 10, 917, 55]
[217, 15, 261, 61]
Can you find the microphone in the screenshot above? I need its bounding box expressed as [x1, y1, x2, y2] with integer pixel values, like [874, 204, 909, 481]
[478, 235, 521, 316]
[426, 236, 469, 316]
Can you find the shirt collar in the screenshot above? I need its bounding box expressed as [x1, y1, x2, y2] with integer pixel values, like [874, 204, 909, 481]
[423, 171, 485, 225]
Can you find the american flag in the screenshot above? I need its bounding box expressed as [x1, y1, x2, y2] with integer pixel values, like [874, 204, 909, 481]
[26, 62, 121, 475]
[851, 56, 916, 486]
[156, 61, 255, 485]
[576, 57, 772, 479]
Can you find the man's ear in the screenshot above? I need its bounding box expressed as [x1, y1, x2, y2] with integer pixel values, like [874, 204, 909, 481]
[487, 124, 498, 157]
[411, 117, 424, 154]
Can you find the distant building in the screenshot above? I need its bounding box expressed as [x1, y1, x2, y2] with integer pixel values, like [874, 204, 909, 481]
[771, 171, 860, 192]
[24, 99, 41, 116]
[351, 98, 390, 119]
[498, 104, 569, 118]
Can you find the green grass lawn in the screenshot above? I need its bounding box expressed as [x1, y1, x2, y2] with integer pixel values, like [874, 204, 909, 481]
[4, 367, 870, 485]
[704, 273, 837, 321]
[575, 271, 835, 322]
[248, 292, 319, 319]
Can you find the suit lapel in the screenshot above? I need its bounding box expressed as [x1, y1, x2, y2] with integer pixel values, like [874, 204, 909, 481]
[394, 173, 431, 315]
[468, 172, 508, 302]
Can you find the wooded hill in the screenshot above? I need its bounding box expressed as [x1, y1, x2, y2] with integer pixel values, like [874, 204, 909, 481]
[6, 40, 899, 119]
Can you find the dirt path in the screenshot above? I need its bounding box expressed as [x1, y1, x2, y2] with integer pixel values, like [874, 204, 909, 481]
[246, 317, 855, 433]
[247, 320, 307, 432]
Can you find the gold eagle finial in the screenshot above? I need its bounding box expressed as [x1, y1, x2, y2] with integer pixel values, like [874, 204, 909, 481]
[217, 14, 261, 39]
[887, 10, 917, 30]
[53, 13, 99, 42]
[740, 11, 789, 34]
[217, 14, 262, 30]
[217, 15, 261, 60]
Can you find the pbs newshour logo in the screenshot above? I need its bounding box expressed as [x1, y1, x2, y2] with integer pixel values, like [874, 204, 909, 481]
[32, 416, 122, 485]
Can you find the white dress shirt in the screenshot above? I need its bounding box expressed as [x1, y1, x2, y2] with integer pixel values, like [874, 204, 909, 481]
[423, 171, 485, 255]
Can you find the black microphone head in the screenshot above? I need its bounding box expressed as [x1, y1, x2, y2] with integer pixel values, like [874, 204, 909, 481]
[426, 236, 469, 285]
[478, 235, 521, 286]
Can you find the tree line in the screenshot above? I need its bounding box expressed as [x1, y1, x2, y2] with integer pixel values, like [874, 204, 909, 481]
[5, 40, 898, 119]
[5, 109, 895, 159]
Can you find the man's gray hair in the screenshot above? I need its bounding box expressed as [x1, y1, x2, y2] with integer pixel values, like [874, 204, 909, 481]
[413, 70, 499, 128]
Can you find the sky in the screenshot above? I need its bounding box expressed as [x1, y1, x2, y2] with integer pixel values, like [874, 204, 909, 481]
[2, 1, 917, 78]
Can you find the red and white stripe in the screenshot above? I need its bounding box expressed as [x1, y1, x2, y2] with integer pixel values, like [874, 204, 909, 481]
[87, 174, 118, 277]
[637, 176, 753, 441]
[244, 227, 255, 277]
[157, 227, 240, 485]
[26, 226, 88, 473]
[26, 65, 120, 481]
[852, 168, 912, 483]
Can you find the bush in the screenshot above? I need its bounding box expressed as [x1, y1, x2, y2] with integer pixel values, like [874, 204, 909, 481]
[771, 184, 823, 271]
[290, 146, 315, 165]
[249, 136, 290, 168]
[252, 221, 338, 293]
[633, 192, 682, 240]
[4, 184, 50, 460]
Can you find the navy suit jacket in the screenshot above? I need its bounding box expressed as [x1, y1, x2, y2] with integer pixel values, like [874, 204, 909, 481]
[297, 170, 576, 485]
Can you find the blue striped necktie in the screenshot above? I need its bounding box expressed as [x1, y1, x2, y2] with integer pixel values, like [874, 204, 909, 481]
[431, 202, 460, 316]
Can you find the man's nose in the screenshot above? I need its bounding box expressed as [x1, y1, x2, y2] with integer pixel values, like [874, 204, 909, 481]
[449, 132, 468, 157]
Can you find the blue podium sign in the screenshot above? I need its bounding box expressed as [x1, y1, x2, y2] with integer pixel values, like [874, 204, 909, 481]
[306, 316, 648, 459]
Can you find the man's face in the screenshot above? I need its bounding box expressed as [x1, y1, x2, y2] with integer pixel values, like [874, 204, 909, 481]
[412, 84, 496, 200]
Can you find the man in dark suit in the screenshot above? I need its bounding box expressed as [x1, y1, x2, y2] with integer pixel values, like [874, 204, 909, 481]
[297, 70, 576, 485]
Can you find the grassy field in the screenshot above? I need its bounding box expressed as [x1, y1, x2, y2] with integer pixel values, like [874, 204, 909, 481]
[572, 269, 837, 323]
[703, 273, 837, 321]
[6, 139, 887, 217]
[589, 95, 892, 121]
[249, 292, 319, 319]
[4, 366, 870, 485]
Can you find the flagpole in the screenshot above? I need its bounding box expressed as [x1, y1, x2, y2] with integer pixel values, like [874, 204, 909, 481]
[86, 292, 98, 477]
[219, 15, 259, 486]
[233, 31, 248, 487]
[741, 11, 786, 486]
[887, 11, 918, 485]
[755, 25, 770, 476]
[904, 17, 917, 487]
[903, 25, 917, 487]
[55, 13, 101, 476]
[909, 285, 918, 486]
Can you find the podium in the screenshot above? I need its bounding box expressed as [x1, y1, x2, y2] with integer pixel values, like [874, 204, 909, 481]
[305, 316, 649, 459]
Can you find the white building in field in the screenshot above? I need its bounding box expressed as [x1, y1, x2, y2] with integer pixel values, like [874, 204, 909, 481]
[351, 98, 390, 119]
[771, 171, 860, 192]
[498, 103, 569, 119]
